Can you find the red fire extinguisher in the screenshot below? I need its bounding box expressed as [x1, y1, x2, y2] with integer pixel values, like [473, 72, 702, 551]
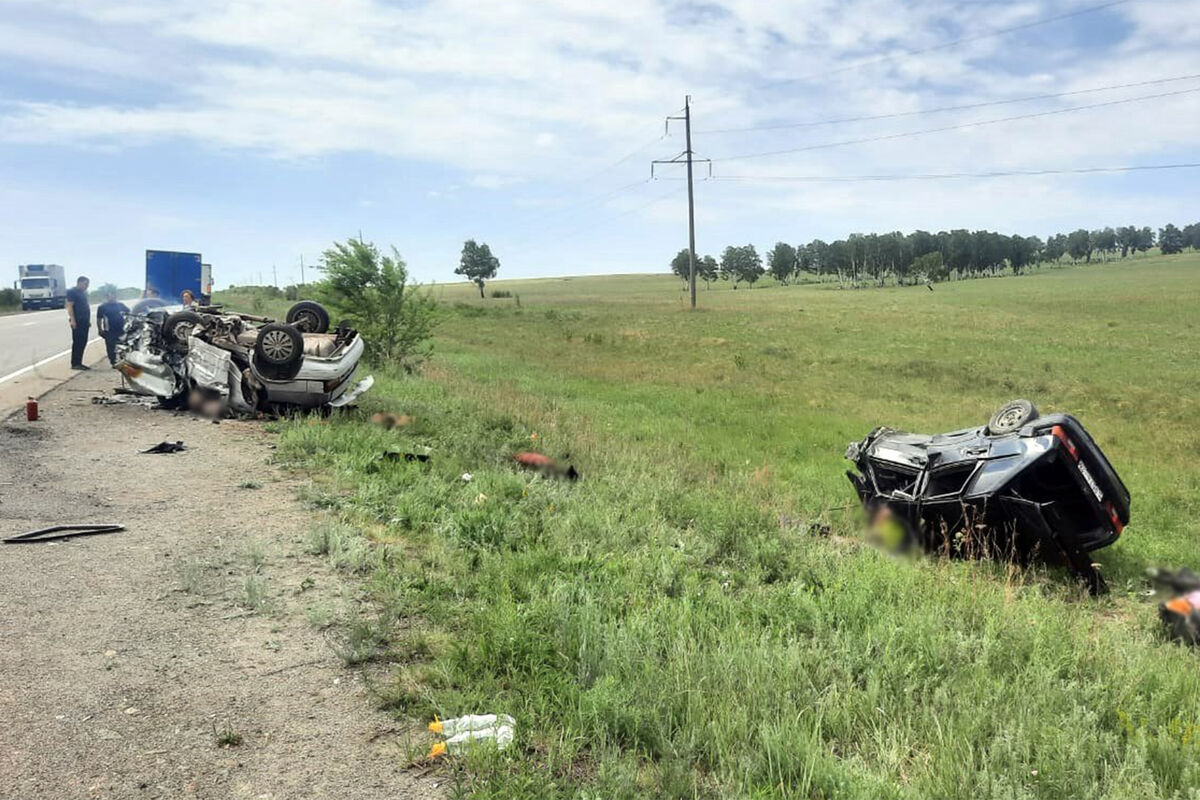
[26, 397, 38, 422]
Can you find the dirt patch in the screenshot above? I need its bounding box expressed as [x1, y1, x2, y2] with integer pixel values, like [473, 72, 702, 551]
[0, 369, 442, 799]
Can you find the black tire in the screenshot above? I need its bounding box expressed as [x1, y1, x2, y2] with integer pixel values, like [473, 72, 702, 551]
[285, 301, 330, 334]
[131, 297, 168, 316]
[254, 323, 304, 380]
[987, 399, 1039, 435]
[163, 310, 203, 350]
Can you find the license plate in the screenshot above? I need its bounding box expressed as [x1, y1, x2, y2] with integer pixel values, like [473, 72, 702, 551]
[1077, 461, 1103, 502]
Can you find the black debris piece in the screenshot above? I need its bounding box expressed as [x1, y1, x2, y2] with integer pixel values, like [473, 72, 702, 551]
[142, 440, 187, 454]
[4, 524, 125, 544]
[382, 450, 430, 463]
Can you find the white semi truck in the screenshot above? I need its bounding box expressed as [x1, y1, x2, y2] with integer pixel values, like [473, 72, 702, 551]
[16, 264, 68, 310]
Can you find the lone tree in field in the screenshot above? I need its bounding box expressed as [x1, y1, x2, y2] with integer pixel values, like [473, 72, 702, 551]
[456, 240, 501, 298]
[767, 242, 797, 284]
[318, 237, 437, 368]
[1159, 224, 1186, 255]
[670, 248, 692, 283]
[720, 244, 764, 289]
[1066, 229, 1093, 263]
[698, 255, 719, 288]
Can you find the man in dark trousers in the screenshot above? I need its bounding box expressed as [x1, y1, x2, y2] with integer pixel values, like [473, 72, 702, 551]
[96, 289, 129, 366]
[65, 275, 91, 370]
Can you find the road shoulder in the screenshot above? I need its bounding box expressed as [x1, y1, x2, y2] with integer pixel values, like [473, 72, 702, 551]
[0, 368, 439, 799]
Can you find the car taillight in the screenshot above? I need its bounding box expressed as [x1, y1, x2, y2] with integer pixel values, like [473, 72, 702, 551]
[1105, 501, 1124, 535]
[1051, 425, 1079, 460]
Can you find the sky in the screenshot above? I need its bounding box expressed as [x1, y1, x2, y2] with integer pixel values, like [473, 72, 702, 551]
[0, 0, 1197, 289]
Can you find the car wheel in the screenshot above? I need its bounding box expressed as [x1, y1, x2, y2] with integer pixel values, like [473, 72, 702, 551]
[163, 310, 203, 350]
[254, 323, 304, 380]
[987, 399, 1039, 435]
[285, 301, 330, 334]
[131, 297, 168, 316]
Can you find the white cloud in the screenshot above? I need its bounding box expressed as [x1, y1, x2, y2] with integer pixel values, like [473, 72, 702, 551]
[0, 0, 1197, 281]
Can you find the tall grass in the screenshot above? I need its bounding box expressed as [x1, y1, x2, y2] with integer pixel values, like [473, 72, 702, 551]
[275, 288, 1200, 800]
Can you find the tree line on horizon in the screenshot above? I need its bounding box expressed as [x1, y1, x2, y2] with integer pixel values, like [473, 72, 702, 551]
[671, 221, 1200, 289]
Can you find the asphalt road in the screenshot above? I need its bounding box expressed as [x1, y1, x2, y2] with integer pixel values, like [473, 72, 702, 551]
[0, 307, 98, 381]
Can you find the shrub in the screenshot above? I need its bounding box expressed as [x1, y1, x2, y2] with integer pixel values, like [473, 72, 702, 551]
[315, 237, 438, 369]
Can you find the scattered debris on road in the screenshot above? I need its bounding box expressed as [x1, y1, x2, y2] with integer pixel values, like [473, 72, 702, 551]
[142, 440, 186, 454]
[3, 523, 125, 544]
[845, 400, 1130, 594]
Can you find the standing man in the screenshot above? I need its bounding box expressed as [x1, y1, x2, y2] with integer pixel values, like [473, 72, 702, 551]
[96, 289, 129, 367]
[65, 275, 91, 370]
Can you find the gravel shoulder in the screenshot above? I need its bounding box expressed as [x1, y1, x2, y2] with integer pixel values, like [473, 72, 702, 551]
[0, 368, 440, 799]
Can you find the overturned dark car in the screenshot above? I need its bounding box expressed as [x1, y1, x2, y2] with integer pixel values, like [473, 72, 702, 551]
[115, 299, 373, 415]
[845, 400, 1129, 593]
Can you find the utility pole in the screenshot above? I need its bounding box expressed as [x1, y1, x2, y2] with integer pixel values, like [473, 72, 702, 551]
[653, 96, 710, 310]
[300, 255, 306, 289]
[272, 263, 278, 288]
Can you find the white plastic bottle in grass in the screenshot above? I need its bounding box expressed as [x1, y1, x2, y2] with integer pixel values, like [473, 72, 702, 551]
[428, 714, 515, 758]
[428, 713, 514, 737]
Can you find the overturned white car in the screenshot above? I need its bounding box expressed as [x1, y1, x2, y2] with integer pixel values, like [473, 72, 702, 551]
[115, 299, 373, 414]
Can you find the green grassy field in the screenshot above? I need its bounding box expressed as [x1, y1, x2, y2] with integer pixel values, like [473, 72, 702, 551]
[266, 253, 1199, 798]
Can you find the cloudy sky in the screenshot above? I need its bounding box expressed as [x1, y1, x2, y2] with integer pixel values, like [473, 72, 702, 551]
[1, 0, 1197, 289]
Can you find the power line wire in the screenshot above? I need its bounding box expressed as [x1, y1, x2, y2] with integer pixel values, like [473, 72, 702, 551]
[758, 0, 1132, 90]
[701, 73, 1200, 134]
[712, 162, 1200, 183]
[716, 85, 1200, 161]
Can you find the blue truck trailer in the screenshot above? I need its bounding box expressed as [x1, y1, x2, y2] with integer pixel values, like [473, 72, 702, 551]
[145, 250, 211, 304]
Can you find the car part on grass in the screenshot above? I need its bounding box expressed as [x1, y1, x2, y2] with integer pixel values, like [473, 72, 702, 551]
[382, 448, 430, 463]
[514, 451, 580, 481]
[110, 300, 372, 412]
[4, 523, 125, 544]
[845, 401, 1129, 595]
[142, 440, 186, 454]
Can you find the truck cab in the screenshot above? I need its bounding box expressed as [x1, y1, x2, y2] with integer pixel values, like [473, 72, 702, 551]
[17, 264, 67, 310]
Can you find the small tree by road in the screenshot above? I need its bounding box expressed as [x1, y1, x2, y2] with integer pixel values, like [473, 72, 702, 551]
[318, 237, 437, 369]
[456, 240, 500, 298]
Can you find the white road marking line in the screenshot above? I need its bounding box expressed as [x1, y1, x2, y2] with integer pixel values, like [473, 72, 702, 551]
[21, 321, 37, 327]
[0, 337, 102, 385]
